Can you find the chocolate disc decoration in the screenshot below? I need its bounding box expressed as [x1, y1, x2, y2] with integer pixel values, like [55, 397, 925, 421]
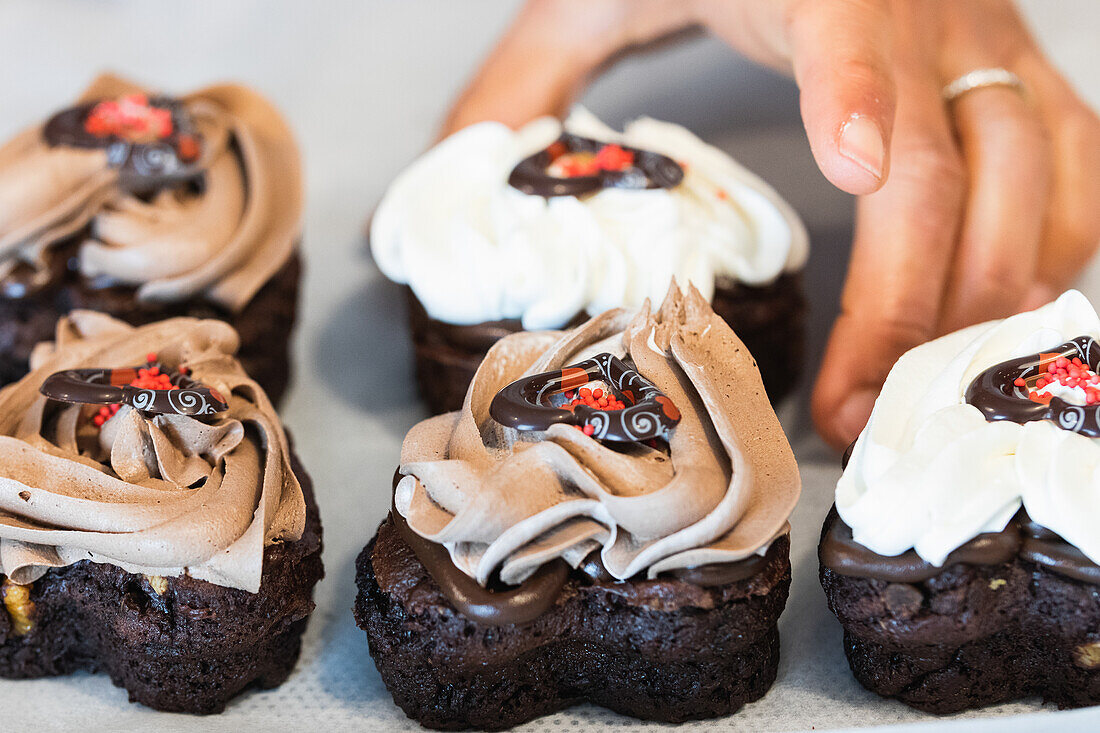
[490, 352, 680, 442]
[43, 94, 204, 194]
[965, 335, 1100, 437]
[508, 133, 684, 198]
[40, 362, 228, 418]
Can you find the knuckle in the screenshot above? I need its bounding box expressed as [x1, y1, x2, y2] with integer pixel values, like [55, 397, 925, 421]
[834, 56, 892, 93]
[893, 136, 966, 194]
[885, 138, 967, 236]
[1049, 105, 1100, 253]
[966, 264, 1029, 312]
[1064, 102, 1100, 144]
[876, 307, 937, 351]
[971, 98, 1051, 155]
[841, 292, 936, 354]
[1054, 208, 1100, 261]
[978, 259, 1030, 295]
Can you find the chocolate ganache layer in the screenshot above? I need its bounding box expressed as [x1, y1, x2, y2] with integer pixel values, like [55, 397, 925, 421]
[0, 74, 302, 312]
[388, 473, 776, 625]
[821, 508, 1100, 585]
[392, 283, 800, 621]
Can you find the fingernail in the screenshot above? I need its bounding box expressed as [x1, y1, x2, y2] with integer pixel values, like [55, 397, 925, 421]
[839, 115, 885, 180]
[835, 389, 878, 444]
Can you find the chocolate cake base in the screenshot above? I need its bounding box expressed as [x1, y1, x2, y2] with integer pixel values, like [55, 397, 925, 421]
[355, 516, 790, 730]
[406, 273, 806, 415]
[819, 509, 1100, 713]
[0, 244, 300, 404]
[0, 454, 324, 714]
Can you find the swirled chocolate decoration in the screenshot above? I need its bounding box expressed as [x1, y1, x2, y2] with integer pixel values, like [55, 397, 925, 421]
[490, 352, 680, 442]
[43, 96, 204, 194]
[821, 509, 1100, 585]
[508, 133, 683, 197]
[40, 362, 228, 417]
[965, 336, 1100, 437]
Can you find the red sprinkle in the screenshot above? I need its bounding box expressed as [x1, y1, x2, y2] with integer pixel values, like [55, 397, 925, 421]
[94, 360, 179, 430]
[84, 94, 174, 142]
[176, 134, 200, 162]
[593, 144, 634, 172]
[1029, 356, 1100, 405]
[548, 143, 636, 178]
[564, 382, 628, 435]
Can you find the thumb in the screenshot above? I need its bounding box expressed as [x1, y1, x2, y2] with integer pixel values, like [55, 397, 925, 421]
[441, 0, 697, 138]
[787, 0, 897, 195]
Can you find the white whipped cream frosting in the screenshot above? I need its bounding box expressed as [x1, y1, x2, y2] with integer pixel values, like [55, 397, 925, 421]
[370, 107, 808, 330]
[838, 289, 1100, 568]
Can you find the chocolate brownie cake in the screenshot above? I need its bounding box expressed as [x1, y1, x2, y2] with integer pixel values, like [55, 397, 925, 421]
[820, 289, 1100, 713]
[356, 284, 801, 728]
[371, 107, 808, 413]
[0, 74, 303, 402]
[0, 312, 323, 713]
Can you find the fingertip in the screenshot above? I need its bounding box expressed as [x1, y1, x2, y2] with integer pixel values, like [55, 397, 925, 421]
[813, 380, 878, 451]
[786, 0, 897, 196]
[834, 388, 878, 446]
[806, 111, 891, 196]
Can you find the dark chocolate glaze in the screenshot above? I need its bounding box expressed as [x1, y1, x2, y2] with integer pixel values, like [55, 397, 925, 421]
[820, 514, 1020, 583]
[1019, 519, 1100, 584]
[821, 509, 1100, 585]
[660, 552, 771, 586]
[841, 441, 855, 470]
[508, 133, 683, 198]
[965, 335, 1100, 437]
[43, 97, 205, 195]
[389, 508, 568, 626]
[390, 472, 782, 621]
[577, 546, 771, 587]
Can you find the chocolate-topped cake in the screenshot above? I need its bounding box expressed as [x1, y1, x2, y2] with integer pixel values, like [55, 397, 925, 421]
[0, 74, 303, 402]
[355, 284, 801, 729]
[0, 311, 323, 713]
[820, 289, 1100, 713]
[371, 107, 808, 413]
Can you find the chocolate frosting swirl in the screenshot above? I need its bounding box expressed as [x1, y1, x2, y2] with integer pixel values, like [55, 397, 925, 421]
[0, 74, 302, 311]
[0, 311, 304, 592]
[395, 283, 800, 589]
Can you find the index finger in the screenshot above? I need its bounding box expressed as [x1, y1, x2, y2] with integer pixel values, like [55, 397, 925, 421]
[812, 66, 965, 449]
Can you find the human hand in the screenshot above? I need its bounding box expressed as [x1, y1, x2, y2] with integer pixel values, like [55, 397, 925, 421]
[442, 0, 1100, 450]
